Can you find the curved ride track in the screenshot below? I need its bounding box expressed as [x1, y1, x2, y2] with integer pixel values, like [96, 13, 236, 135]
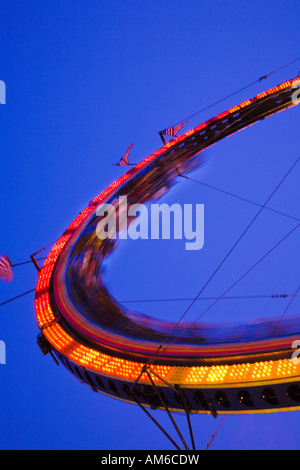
[35, 77, 300, 414]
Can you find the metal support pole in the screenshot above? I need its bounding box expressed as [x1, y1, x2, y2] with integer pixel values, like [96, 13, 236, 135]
[159, 131, 166, 145]
[145, 370, 190, 451]
[148, 366, 196, 450]
[30, 254, 41, 272]
[134, 398, 181, 451]
[130, 364, 197, 450]
[176, 387, 196, 451]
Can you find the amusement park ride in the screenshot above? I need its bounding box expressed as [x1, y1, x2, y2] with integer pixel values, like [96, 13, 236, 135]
[11, 73, 300, 449]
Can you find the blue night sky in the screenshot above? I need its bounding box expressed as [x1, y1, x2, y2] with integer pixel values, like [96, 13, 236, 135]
[0, 0, 299, 450]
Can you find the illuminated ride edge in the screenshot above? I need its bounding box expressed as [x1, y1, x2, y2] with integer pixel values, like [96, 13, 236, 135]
[35, 77, 300, 415]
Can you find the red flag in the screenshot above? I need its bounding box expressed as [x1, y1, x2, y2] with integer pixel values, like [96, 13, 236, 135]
[0, 254, 13, 283]
[114, 143, 134, 166]
[162, 121, 187, 137]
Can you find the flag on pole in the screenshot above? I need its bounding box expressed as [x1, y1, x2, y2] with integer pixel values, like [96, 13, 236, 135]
[161, 121, 187, 137]
[0, 254, 13, 283]
[113, 143, 134, 166]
